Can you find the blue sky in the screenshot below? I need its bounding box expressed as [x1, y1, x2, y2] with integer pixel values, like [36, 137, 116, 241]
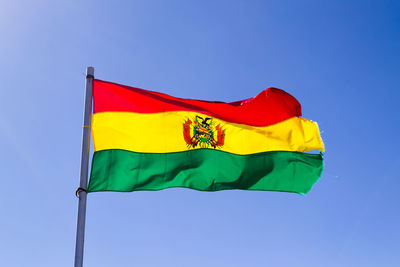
[0, 0, 399, 266]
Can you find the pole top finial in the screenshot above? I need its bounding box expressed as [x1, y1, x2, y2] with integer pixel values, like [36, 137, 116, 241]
[86, 67, 94, 78]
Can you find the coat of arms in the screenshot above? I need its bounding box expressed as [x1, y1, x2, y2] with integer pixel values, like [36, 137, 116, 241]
[183, 115, 225, 149]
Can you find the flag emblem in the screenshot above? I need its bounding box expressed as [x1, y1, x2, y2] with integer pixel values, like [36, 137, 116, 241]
[183, 115, 226, 149]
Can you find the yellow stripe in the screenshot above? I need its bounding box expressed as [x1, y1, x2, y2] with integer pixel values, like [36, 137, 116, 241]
[92, 111, 325, 155]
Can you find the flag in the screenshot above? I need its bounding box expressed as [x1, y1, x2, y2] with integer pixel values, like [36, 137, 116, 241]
[88, 79, 324, 194]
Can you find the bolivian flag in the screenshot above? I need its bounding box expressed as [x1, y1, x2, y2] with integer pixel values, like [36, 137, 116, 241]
[88, 80, 325, 194]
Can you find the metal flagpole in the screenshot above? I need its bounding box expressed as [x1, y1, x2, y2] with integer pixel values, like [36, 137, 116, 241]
[74, 66, 94, 267]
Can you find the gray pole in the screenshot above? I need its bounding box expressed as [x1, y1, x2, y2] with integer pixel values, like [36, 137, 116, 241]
[74, 67, 94, 267]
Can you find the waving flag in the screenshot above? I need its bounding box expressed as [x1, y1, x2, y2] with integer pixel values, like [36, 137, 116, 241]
[88, 79, 324, 194]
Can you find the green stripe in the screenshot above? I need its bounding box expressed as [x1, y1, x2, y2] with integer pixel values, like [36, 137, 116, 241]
[88, 149, 323, 194]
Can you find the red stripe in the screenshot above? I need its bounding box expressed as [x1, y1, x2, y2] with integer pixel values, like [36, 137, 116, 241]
[93, 79, 302, 127]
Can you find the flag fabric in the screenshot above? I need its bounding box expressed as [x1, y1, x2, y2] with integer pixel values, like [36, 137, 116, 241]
[88, 79, 325, 194]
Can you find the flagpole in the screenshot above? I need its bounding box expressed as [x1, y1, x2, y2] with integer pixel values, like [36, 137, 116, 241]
[74, 66, 94, 267]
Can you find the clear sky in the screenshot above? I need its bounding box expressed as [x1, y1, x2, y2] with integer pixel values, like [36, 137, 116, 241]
[0, 0, 399, 266]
